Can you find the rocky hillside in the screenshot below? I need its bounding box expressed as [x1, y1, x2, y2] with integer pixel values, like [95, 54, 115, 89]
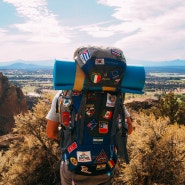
[0, 72, 28, 135]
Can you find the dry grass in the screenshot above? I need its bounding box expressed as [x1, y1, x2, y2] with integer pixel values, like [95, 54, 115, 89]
[114, 113, 185, 185]
[0, 99, 184, 185]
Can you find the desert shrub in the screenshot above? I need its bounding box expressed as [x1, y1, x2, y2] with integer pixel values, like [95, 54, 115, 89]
[1, 94, 185, 185]
[0, 93, 61, 185]
[138, 92, 185, 126]
[158, 92, 179, 124]
[115, 113, 185, 185]
[176, 100, 185, 125]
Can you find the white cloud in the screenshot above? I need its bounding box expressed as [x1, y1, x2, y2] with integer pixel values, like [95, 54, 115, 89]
[96, 0, 185, 60]
[1, 0, 185, 61]
[3, 0, 71, 43]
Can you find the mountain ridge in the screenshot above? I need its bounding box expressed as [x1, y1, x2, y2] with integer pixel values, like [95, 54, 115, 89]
[0, 59, 184, 69]
[0, 62, 53, 69]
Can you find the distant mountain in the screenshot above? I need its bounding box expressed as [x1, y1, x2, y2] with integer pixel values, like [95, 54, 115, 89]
[128, 59, 185, 66]
[0, 59, 184, 69]
[0, 59, 54, 67]
[0, 62, 53, 70]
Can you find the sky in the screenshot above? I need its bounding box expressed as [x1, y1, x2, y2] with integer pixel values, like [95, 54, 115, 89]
[0, 0, 185, 64]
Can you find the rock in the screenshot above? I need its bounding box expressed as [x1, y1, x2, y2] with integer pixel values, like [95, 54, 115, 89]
[0, 72, 28, 135]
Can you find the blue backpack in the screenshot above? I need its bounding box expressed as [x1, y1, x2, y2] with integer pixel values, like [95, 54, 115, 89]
[56, 46, 129, 176]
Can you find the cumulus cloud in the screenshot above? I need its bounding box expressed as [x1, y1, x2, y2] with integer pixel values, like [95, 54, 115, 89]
[1, 0, 185, 61]
[3, 0, 70, 43]
[96, 0, 185, 60]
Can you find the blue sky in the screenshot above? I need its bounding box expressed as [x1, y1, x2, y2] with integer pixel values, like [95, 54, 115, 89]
[0, 0, 185, 64]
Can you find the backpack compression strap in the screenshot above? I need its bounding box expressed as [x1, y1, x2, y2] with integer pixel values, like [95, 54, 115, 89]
[111, 93, 130, 164]
[76, 91, 87, 144]
[110, 92, 122, 144]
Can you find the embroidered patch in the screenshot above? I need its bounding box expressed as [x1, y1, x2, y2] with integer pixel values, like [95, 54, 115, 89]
[102, 110, 112, 120]
[111, 49, 123, 58]
[93, 137, 103, 144]
[108, 159, 115, 168]
[87, 119, 98, 131]
[86, 104, 95, 116]
[91, 73, 101, 83]
[81, 166, 92, 174]
[63, 98, 72, 107]
[106, 93, 116, 107]
[70, 157, 78, 166]
[96, 163, 106, 170]
[95, 149, 108, 163]
[99, 121, 108, 134]
[77, 151, 92, 162]
[67, 142, 77, 153]
[95, 58, 105, 65]
[115, 78, 121, 83]
[109, 69, 122, 79]
[80, 49, 91, 63]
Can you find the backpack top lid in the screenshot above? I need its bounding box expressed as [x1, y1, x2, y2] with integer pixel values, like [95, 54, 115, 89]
[74, 46, 127, 91]
[74, 46, 126, 67]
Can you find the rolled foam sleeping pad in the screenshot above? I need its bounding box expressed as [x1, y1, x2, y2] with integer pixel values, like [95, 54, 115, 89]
[53, 60, 145, 94]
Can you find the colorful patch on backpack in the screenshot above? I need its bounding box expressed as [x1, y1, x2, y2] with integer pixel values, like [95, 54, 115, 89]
[80, 49, 91, 63]
[86, 104, 95, 116]
[95, 58, 105, 65]
[81, 166, 92, 174]
[93, 137, 103, 144]
[106, 93, 116, 107]
[102, 110, 113, 120]
[91, 73, 101, 83]
[63, 98, 72, 107]
[111, 49, 123, 58]
[95, 149, 108, 163]
[109, 69, 122, 80]
[77, 151, 92, 162]
[67, 142, 77, 153]
[99, 121, 108, 134]
[96, 163, 106, 170]
[108, 159, 115, 168]
[87, 119, 98, 131]
[70, 157, 78, 166]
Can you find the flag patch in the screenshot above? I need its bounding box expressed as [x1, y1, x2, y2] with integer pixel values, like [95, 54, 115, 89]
[67, 142, 77, 153]
[99, 121, 108, 134]
[111, 49, 122, 57]
[87, 119, 98, 131]
[102, 110, 113, 119]
[95, 58, 104, 65]
[80, 49, 91, 63]
[91, 73, 101, 83]
[108, 159, 115, 168]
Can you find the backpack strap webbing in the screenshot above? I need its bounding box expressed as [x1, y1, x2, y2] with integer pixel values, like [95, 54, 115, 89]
[110, 92, 122, 145]
[76, 91, 87, 144]
[119, 93, 130, 164]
